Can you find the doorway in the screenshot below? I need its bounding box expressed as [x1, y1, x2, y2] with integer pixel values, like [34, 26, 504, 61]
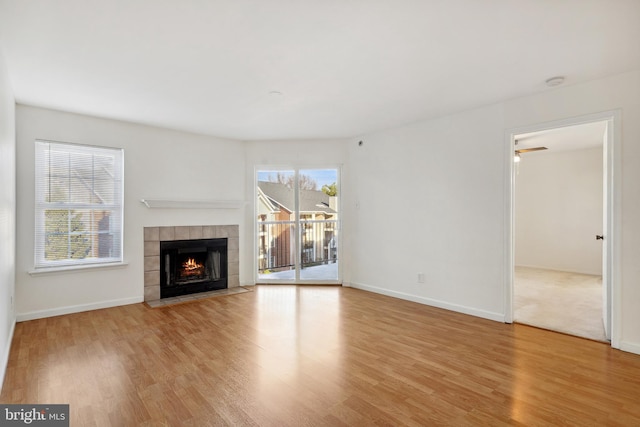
[507, 112, 620, 346]
[256, 167, 340, 284]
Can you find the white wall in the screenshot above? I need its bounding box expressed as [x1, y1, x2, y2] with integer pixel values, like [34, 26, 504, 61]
[0, 49, 16, 391]
[243, 139, 349, 283]
[346, 70, 640, 353]
[345, 104, 506, 320]
[515, 147, 603, 275]
[15, 106, 246, 319]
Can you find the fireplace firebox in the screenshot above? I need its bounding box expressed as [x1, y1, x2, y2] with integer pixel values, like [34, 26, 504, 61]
[160, 238, 228, 298]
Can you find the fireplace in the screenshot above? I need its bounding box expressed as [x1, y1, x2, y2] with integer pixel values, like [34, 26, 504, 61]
[160, 238, 228, 298]
[144, 225, 239, 302]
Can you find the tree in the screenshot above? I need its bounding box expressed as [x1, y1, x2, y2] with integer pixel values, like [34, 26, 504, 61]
[270, 172, 318, 190]
[45, 209, 92, 260]
[321, 182, 338, 196]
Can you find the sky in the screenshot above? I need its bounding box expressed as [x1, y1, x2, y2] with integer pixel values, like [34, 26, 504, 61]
[257, 169, 338, 189]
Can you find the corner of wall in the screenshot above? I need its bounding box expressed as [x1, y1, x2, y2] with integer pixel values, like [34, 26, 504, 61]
[0, 45, 17, 397]
[0, 318, 16, 395]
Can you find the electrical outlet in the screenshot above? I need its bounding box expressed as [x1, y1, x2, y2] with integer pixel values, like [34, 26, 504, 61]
[417, 273, 425, 283]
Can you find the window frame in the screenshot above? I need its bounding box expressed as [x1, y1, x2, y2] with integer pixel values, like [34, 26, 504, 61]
[34, 139, 124, 270]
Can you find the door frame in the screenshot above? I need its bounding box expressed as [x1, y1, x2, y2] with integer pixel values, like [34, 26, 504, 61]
[254, 165, 342, 285]
[504, 110, 621, 348]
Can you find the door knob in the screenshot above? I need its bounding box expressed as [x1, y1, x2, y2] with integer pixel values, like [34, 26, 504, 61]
[596, 235, 604, 240]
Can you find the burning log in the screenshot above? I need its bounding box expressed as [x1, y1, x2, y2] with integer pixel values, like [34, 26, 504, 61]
[180, 257, 205, 277]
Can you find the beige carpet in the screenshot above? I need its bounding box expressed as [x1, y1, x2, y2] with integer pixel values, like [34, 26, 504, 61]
[514, 266, 608, 342]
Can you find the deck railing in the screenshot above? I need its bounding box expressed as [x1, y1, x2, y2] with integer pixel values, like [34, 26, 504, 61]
[257, 219, 338, 273]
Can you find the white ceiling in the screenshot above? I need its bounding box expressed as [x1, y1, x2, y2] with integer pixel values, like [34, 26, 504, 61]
[0, 0, 638, 141]
[516, 121, 608, 154]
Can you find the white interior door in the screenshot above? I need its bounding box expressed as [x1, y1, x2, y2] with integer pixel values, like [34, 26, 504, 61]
[511, 119, 610, 341]
[508, 111, 619, 347]
[602, 125, 611, 340]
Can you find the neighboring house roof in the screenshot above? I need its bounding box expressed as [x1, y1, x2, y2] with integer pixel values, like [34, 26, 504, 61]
[257, 186, 281, 214]
[257, 181, 336, 214]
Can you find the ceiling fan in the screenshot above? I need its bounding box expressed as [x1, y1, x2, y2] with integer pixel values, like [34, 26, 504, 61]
[514, 140, 547, 162]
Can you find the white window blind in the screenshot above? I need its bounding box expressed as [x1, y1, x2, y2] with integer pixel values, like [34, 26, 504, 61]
[34, 140, 124, 269]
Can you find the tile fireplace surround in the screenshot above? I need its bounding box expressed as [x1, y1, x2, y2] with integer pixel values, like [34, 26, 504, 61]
[143, 225, 240, 302]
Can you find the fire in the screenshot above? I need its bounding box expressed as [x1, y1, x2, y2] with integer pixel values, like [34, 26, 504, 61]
[179, 255, 206, 281]
[182, 257, 202, 271]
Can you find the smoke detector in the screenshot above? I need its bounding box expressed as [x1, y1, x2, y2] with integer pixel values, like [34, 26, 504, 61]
[545, 76, 565, 87]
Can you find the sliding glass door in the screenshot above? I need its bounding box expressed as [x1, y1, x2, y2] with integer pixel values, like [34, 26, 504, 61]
[256, 168, 340, 283]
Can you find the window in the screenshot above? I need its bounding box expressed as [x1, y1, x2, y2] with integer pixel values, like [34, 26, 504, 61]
[34, 140, 124, 269]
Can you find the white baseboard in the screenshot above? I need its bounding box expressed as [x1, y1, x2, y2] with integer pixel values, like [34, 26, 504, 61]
[619, 341, 640, 356]
[0, 317, 16, 395]
[16, 296, 144, 322]
[515, 264, 602, 277]
[349, 282, 505, 323]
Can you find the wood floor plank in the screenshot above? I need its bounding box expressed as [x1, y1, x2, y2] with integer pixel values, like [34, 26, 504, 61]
[1, 285, 640, 426]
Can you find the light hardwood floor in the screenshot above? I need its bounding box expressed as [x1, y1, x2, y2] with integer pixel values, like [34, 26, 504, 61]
[2, 285, 640, 426]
